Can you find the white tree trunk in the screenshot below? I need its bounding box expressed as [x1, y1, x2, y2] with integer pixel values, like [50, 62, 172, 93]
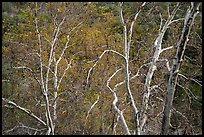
[139, 3, 180, 133]
[119, 2, 146, 134]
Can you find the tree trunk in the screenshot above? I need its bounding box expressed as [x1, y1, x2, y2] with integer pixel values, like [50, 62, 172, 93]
[119, 2, 146, 134]
[161, 2, 201, 135]
[139, 3, 180, 133]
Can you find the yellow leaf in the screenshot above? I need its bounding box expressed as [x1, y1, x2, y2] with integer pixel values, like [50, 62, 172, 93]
[57, 8, 63, 13]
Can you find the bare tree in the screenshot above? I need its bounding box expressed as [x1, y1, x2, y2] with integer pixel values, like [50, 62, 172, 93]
[32, 3, 83, 134]
[161, 2, 201, 135]
[118, 2, 146, 134]
[139, 3, 181, 134]
[87, 2, 146, 135]
[2, 2, 82, 135]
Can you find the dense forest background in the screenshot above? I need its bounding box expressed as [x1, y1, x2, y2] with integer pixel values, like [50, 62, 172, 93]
[2, 2, 202, 135]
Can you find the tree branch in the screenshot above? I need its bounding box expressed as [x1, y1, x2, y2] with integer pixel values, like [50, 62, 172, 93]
[86, 49, 125, 85]
[118, 2, 125, 26]
[2, 97, 47, 126]
[84, 94, 100, 128]
[160, 46, 174, 54]
[34, 4, 45, 94]
[178, 73, 202, 86]
[106, 69, 131, 135]
[113, 62, 150, 92]
[157, 59, 171, 71]
[57, 58, 72, 90]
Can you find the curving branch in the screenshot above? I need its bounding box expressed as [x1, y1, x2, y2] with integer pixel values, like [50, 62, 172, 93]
[106, 69, 131, 135]
[86, 49, 125, 86]
[178, 73, 202, 87]
[2, 97, 47, 126]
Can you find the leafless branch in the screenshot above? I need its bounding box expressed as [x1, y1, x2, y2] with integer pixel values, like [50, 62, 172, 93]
[170, 18, 185, 24]
[157, 59, 171, 71]
[178, 73, 202, 86]
[86, 49, 125, 85]
[2, 97, 47, 126]
[159, 13, 163, 32]
[34, 3, 45, 94]
[57, 58, 72, 90]
[118, 2, 125, 26]
[3, 123, 47, 135]
[160, 46, 174, 53]
[195, 32, 202, 41]
[85, 95, 100, 125]
[106, 68, 131, 135]
[113, 62, 151, 91]
[45, 15, 66, 93]
[172, 108, 189, 122]
[35, 3, 55, 134]
[128, 2, 146, 45]
[167, 3, 170, 18]
[113, 114, 120, 135]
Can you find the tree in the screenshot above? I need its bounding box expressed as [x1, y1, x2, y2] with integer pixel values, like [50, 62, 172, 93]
[87, 2, 146, 134]
[2, 2, 83, 135]
[161, 2, 201, 135]
[139, 3, 181, 134]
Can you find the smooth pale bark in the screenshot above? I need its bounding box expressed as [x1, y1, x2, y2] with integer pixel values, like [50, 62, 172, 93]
[161, 2, 201, 135]
[106, 69, 131, 135]
[34, 3, 54, 134]
[119, 2, 146, 134]
[139, 3, 180, 133]
[34, 3, 72, 134]
[86, 4, 145, 134]
[86, 49, 125, 86]
[34, 3, 82, 134]
[2, 98, 47, 126]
